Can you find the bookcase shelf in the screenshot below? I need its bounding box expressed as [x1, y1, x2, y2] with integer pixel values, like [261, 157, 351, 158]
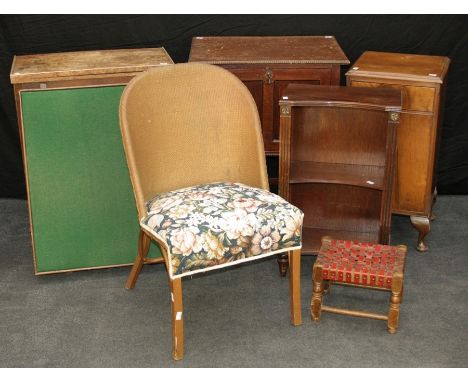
[289, 160, 385, 190]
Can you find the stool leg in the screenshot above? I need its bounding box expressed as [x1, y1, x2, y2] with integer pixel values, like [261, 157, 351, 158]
[388, 273, 403, 334]
[310, 264, 324, 322]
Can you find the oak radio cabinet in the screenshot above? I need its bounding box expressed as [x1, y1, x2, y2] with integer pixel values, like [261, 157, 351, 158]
[346, 51, 450, 251]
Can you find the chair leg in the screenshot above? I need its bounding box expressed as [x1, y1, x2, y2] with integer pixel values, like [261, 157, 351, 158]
[323, 280, 331, 294]
[288, 249, 302, 326]
[388, 273, 403, 334]
[170, 277, 184, 360]
[310, 264, 324, 322]
[125, 229, 151, 290]
[277, 253, 289, 277]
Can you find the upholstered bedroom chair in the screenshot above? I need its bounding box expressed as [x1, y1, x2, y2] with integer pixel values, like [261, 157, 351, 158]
[119, 62, 303, 360]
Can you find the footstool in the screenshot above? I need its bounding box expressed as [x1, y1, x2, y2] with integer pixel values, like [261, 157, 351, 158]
[311, 236, 407, 333]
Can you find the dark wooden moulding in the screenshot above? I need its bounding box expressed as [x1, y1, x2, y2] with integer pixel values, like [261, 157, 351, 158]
[346, 51, 450, 251]
[278, 84, 402, 275]
[188, 36, 349, 190]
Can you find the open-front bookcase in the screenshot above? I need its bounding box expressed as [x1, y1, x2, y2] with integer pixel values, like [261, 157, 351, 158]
[279, 85, 402, 258]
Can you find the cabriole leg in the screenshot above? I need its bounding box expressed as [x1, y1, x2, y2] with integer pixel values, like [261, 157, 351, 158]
[410, 215, 430, 252]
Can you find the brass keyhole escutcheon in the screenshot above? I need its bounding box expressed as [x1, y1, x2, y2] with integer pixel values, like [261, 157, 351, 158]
[265, 68, 273, 84]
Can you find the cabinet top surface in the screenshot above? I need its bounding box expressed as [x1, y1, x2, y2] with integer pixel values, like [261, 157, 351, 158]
[10, 47, 174, 84]
[345, 51, 450, 83]
[188, 36, 350, 64]
[280, 84, 402, 111]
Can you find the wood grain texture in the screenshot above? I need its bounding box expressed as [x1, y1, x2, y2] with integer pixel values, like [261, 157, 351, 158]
[279, 84, 402, 111]
[289, 105, 390, 166]
[289, 161, 385, 190]
[170, 277, 184, 360]
[346, 51, 450, 83]
[392, 113, 433, 213]
[288, 249, 302, 326]
[10, 47, 174, 84]
[188, 36, 349, 64]
[344, 81, 435, 112]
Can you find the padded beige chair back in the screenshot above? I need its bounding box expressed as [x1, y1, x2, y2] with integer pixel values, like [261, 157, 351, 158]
[120, 63, 269, 219]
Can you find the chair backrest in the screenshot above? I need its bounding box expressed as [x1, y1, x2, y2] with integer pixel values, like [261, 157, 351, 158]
[119, 63, 269, 219]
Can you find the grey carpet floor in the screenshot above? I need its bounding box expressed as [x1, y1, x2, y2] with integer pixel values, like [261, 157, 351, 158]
[0, 196, 467, 367]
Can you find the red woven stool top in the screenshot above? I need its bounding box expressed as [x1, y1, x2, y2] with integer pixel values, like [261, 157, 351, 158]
[316, 238, 407, 289]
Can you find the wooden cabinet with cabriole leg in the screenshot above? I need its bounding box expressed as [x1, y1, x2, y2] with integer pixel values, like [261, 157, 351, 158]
[346, 51, 450, 251]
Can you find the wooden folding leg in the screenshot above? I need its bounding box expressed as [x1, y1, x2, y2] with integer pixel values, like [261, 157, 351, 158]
[125, 230, 151, 290]
[170, 277, 184, 360]
[288, 249, 302, 325]
[310, 264, 324, 322]
[388, 272, 403, 334]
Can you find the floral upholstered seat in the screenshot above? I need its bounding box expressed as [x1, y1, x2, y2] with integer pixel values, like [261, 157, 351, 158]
[140, 182, 303, 278]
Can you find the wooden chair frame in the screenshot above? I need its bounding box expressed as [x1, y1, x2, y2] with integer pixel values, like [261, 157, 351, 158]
[119, 63, 303, 360]
[126, 229, 302, 360]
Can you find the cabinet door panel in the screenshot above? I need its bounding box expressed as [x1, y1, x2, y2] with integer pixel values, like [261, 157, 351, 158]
[271, 69, 331, 151]
[392, 113, 433, 213]
[226, 67, 332, 154]
[242, 80, 264, 123]
[272, 80, 321, 143]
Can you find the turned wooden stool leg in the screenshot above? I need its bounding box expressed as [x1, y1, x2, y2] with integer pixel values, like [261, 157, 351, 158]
[277, 253, 289, 277]
[310, 264, 324, 322]
[125, 230, 151, 290]
[410, 215, 430, 252]
[388, 272, 403, 334]
[170, 277, 184, 360]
